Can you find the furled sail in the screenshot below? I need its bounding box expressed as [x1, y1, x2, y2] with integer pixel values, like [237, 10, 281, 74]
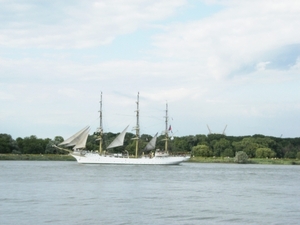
[107, 125, 129, 149]
[59, 126, 90, 149]
[143, 133, 158, 151]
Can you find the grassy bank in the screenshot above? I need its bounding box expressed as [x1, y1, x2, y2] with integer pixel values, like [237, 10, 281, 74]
[0, 154, 75, 161]
[248, 158, 300, 165]
[189, 156, 300, 165]
[189, 156, 235, 163]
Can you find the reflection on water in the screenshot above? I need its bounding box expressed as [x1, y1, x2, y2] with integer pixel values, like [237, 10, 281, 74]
[0, 161, 299, 225]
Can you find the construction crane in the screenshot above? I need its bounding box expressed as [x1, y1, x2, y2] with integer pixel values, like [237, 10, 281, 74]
[206, 124, 212, 134]
[206, 124, 227, 135]
[222, 125, 227, 135]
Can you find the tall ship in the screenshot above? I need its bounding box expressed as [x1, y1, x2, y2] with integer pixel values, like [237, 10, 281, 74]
[54, 93, 190, 165]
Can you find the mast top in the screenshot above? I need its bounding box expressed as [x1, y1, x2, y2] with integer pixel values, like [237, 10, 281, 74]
[164, 101, 169, 152]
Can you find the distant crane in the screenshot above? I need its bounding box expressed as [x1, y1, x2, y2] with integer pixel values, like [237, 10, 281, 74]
[207, 124, 227, 135]
[222, 125, 227, 135]
[207, 125, 212, 134]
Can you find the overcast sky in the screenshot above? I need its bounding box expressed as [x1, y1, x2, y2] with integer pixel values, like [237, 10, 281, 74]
[1, 0, 300, 140]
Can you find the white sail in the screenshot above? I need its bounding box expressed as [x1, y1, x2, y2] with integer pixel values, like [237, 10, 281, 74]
[143, 133, 158, 151]
[67, 127, 90, 148]
[59, 126, 90, 148]
[74, 127, 90, 149]
[107, 125, 129, 149]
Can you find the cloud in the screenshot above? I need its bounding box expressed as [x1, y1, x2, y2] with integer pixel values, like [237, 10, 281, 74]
[255, 62, 270, 71]
[151, 0, 300, 79]
[0, 0, 186, 49]
[291, 57, 300, 70]
[0, 90, 14, 101]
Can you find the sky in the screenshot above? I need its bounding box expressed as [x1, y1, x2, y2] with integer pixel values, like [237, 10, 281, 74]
[1, 0, 300, 140]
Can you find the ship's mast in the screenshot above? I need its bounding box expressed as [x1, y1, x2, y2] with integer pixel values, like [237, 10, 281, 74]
[134, 92, 140, 158]
[164, 102, 169, 152]
[98, 92, 103, 154]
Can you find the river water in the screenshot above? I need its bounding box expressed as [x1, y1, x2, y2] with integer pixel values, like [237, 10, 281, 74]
[0, 161, 299, 225]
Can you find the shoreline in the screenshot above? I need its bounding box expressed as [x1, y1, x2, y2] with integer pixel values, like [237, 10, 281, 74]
[189, 156, 300, 165]
[0, 154, 299, 165]
[0, 154, 75, 161]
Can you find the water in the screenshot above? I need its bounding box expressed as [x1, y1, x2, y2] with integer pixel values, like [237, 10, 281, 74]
[0, 161, 299, 225]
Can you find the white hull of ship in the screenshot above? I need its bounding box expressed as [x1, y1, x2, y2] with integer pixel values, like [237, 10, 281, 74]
[71, 153, 190, 165]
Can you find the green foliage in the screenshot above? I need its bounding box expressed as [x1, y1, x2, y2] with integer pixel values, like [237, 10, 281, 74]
[1, 131, 300, 160]
[171, 136, 189, 153]
[281, 144, 299, 159]
[212, 138, 231, 157]
[45, 136, 66, 154]
[222, 148, 234, 157]
[86, 134, 100, 151]
[284, 151, 296, 159]
[16, 137, 24, 151]
[233, 138, 258, 158]
[0, 134, 18, 153]
[194, 134, 208, 145]
[255, 148, 276, 158]
[125, 140, 137, 156]
[207, 133, 226, 142]
[296, 152, 300, 159]
[234, 151, 248, 163]
[21, 135, 46, 154]
[192, 144, 212, 157]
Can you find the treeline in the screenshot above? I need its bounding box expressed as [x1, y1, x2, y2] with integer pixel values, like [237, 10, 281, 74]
[1, 133, 300, 159]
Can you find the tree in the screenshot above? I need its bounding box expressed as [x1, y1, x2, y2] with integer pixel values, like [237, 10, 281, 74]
[282, 144, 298, 159]
[255, 148, 276, 158]
[125, 140, 137, 156]
[194, 134, 208, 146]
[207, 133, 226, 142]
[296, 152, 300, 159]
[234, 151, 248, 163]
[172, 137, 189, 153]
[0, 134, 19, 153]
[86, 134, 101, 152]
[192, 144, 212, 157]
[21, 135, 45, 154]
[213, 138, 231, 157]
[222, 148, 234, 157]
[185, 135, 200, 151]
[253, 136, 277, 149]
[232, 138, 259, 158]
[284, 150, 296, 159]
[45, 136, 66, 154]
